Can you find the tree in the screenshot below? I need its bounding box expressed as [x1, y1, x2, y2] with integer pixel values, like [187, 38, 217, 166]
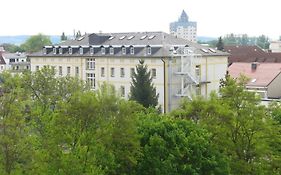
[173, 75, 281, 174]
[0, 43, 24, 53]
[75, 31, 82, 39]
[0, 73, 33, 174]
[130, 60, 159, 108]
[136, 112, 230, 175]
[216, 36, 224, 51]
[61, 32, 67, 41]
[20, 34, 52, 53]
[256, 34, 270, 49]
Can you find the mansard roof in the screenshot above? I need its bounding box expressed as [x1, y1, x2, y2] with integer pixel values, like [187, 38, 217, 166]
[31, 31, 227, 57]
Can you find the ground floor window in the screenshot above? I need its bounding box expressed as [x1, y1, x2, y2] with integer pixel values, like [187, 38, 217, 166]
[86, 73, 95, 89]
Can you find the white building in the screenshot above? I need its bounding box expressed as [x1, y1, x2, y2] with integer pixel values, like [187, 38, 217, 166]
[29, 32, 228, 112]
[170, 10, 197, 42]
[0, 47, 29, 73]
[269, 41, 281, 53]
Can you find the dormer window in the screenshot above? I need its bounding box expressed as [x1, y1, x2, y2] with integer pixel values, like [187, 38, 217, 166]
[59, 48, 63, 54]
[53, 48, 56, 54]
[79, 48, 83, 54]
[43, 48, 47, 54]
[90, 47, 94, 55]
[109, 47, 114, 55]
[146, 46, 151, 55]
[101, 47, 105, 54]
[130, 46, 134, 55]
[122, 47, 126, 55]
[69, 48, 73, 54]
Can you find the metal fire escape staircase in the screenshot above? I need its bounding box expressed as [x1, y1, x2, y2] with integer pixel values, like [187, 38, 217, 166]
[174, 47, 201, 100]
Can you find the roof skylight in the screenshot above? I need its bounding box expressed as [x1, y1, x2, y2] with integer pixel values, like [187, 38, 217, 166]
[209, 48, 216, 53]
[109, 36, 115, 40]
[127, 36, 135, 40]
[119, 36, 126, 40]
[140, 35, 147, 40]
[200, 48, 209, 53]
[148, 35, 155, 40]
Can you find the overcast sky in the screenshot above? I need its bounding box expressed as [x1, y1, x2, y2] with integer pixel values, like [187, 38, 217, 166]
[1, 0, 280, 40]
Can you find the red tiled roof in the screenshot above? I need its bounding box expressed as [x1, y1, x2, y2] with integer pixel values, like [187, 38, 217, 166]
[225, 45, 281, 64]
[228, 62, 281, 87]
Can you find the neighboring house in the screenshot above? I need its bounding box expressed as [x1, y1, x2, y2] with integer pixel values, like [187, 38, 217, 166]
[228, 62, 281, 99]
[0, 47, 30, 73]
[170, 10, 197, 42]
[269, 41, 281, 53]
[29, 31, 228, 112]
[0, 52, 6, 72]
[225, 45, 281, 65]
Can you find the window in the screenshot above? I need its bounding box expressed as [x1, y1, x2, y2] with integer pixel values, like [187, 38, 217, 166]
[86, 58, 95, 70]
[101, 47, 105, 54]
[75, 67, 79, 77]
[130, 68, 135, 77]
[86, 73, 95, 89]
[130, 46, 134, 55]
[196, 84, 201, 96]
[109, 47, 114, 55]
[101, 67, 105, 77]
[120, 86, 125, 97]
[59, 48, 63, 54]
[90, 47, 94, 55]
[43, 48, 47, 54]
[59, 66, 62, 76]
[79, 48, 83, 54]
[36, 66, 39, 71]
[111, 67, 115, 77]
[53, 48, 56, 54]
[147, 46, 151, 55]
[67, 66, 71, 75]
[122, 47, 126, 55]
[151, 68, 156, 79]
[195, 65, 200, 78]
[69, 48, 73, 54]
[120, 68, 125, 77]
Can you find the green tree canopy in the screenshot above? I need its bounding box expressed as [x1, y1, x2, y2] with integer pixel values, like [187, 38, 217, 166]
[130, 60, 159, 108]
[136, 112, 230, 175]
[21, 33, 52, 53]
[172, 75, 281, 174]
[216, 36, 224, 51]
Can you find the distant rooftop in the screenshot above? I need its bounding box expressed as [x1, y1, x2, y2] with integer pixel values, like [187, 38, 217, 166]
[228, 62, 281, 87]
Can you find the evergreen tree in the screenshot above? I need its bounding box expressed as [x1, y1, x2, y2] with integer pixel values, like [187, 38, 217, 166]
[216, 36, 224, 51]
[76, 31, 82, 39]
[61, 32, 67, 41]
[130, 60, 159, 108]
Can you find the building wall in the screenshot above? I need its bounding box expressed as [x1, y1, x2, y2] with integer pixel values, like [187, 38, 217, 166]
[30, 56, 165, 111]
[168, 54, 228, 111]
[269, 41, 281, 53]
[30, 54, 228, 113]
[267, 73, 281, 98]
[171, 26, 197, 42]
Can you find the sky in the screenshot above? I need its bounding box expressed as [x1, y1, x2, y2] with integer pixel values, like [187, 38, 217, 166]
[1, 0, 280, 40]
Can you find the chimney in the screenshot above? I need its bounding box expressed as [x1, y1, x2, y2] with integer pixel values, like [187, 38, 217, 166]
[251, 62, 258, 71]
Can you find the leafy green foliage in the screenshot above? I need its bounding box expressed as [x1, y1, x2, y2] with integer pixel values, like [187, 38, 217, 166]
[136, 112, 229, 175]
[0, 68, 280, 174]
[172, 75, 281, 175]
[60, 32, 67, 41]
[20, 34, 52, 53]
[130, 60, 159, 108]
[216, 36, 224, 51]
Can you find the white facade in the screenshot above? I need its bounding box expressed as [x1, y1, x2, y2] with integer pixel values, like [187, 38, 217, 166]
[29, 32, 228, 113]
[269, 41, 281, 53]
[170, 10, 197, 42]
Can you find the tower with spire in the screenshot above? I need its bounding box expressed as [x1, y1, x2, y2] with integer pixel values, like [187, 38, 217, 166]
[170, 10, 197, 42]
